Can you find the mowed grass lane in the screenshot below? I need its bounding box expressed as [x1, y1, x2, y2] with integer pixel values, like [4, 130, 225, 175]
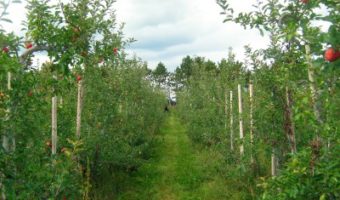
[116, 114, 230, 200]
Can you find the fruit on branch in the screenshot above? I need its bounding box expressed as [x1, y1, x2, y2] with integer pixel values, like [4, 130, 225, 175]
[76, 75, 82, 82]
[2, 47, 9, 53]
[301, 0, 308, 4]
[113, 47, 118, 55]
[25, 42, 33, 49]
[324, 47, 340, 62]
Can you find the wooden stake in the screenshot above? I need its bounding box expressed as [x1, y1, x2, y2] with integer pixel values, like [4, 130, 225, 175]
[7, 72, 11, 90]
[230, 91, 234, 151]
[51, 96, 57, 155]
[2, 72, 12, 152]
[271, 148, 277, 176]
[238, 84, 244, 156]
[249, 83, 254, 163]
[224, 91, 228, 142]
[76, 80, 84, 138]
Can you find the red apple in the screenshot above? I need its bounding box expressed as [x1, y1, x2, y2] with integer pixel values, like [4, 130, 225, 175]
[301, 0, 308, 4]
[25, 43, 33, 49]
[325, 48, 340, 62]
[76, 75, 82, 82]
[2, 47, 9, 53]
[113, 47, 118, 55]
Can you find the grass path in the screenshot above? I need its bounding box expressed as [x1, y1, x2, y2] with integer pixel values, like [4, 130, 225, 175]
[117, 114, 230, 200]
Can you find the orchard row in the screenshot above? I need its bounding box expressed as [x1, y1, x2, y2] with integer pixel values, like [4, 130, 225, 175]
[174, 0, 339, 199]
[1, 0, 166, 199]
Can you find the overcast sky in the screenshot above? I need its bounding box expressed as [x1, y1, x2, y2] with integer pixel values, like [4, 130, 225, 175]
[115, 0, 270, 71]
[4, 0, 270, 71]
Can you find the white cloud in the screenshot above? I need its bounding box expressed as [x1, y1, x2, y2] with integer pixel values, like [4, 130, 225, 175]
[3, 0, 271, 71]
[2, 1, 27, 34]
[3, 0, 331, 72]
[115, 0, 270, 71]
[116, 0, 188, 31]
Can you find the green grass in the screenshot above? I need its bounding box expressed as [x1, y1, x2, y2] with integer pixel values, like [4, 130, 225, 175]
[114, 114, 233, 200]
[93, 114, 236, 199]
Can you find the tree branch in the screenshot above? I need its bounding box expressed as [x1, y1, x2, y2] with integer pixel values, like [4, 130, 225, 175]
[19, 45, 50, 64]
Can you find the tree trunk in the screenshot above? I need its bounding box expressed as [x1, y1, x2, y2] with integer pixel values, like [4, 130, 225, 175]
[0, 175, 6, 200]
[305, 44, 323, 174]
[0, 72, 14, 199]
[305, 45, 323, 130]
[284, 87, 296, 154]
[238, 84, 244, 156]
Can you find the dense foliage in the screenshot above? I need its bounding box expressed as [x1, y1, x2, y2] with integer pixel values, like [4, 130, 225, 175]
[0, 0, 165, 199]
[174, 0, 339, 199]
[1, 0, 339, 199]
